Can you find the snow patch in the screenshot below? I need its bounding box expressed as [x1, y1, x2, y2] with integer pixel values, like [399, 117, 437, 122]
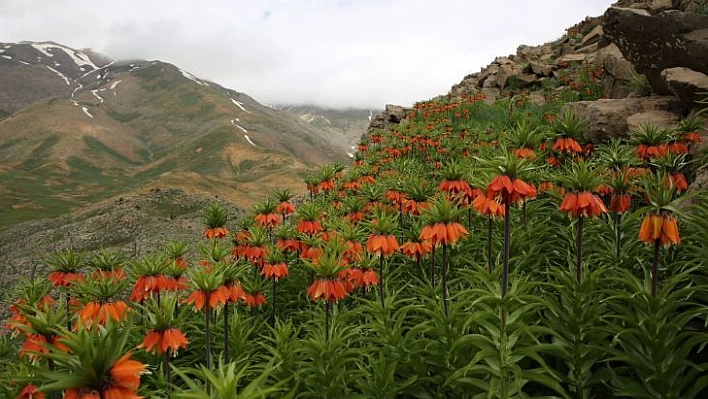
[82, 107, 93, 118]
[46, 65, 71, 85]
[91, 90, 104, 104]
[244, 135, 257, 147]
[231, 119, 248, 133]
[347, 152, 355, 158]
[1, 55, 11, 60]
[3, 45, 10, 49]
[230, 98, 251, 113]
[179, 68, 203, 85]
[71, 100, 78, 106]
[368, 110, 373, 122]
[0, 49, 4, 53]
[110, 80, 122, 90]
[32, 43, 99, 70]
[19, 61, 29, 65]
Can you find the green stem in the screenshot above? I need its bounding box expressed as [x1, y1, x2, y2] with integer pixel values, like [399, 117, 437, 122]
[615, 212, 622, 260]
[223, 302, 230, 364]
[164, 351, 172, 395]
[272, 279, 277, 327]
[576, 215, 584, 283]
[325, 300, 331, 341]
[205, 299, 212, 371]
[487, 216, 494, 274]
[502, 193, 510, 297]
[379, 255, 385, 308]
[441, 243, 449, 317]
[652, 239, 660, 297]
[430, 245, 436, 287]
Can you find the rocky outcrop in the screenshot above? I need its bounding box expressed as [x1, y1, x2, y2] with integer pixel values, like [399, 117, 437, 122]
[602, 7, 708, 95]
[565, 96, 685, 141]
[367, 104, 412, 132]
[662, 67, 708, 106]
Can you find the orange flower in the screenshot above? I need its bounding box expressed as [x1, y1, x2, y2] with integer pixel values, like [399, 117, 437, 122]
[109, 352, 147, 392]
[185, 289, 227, 311]
[438, 180, 471, 197]
[400, 240, 433, 259]
[664, 173, 688, 193]
[306, 279, 349, 303]
[204, 227, 229, 239]
[275, 201, 296, 215]
[487, 175, 537, 204]
[609, 194, 631, 214]
[141, 328, 189, 356]
[254, 213, 280, 228]
[130, 275, 170, 301]
[243, 292, 266, 307]
[552, 137, 583, 153]
[296, 220, 324, 236]
[262, 262, 289, 281]
[419, 222, 468, 246]
[17, 384, 45, 399]
[77, 301, 129, 329]
[639, 214, 680, 247]
[472, 195, 505, 218]
[514, 148, 535, 160]
[365, 234, 399, 257]
[48, 271, 84, 287]
[559, 192, 607, 218]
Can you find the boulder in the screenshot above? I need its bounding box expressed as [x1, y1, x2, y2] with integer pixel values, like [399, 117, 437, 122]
[557, 53, 587, 64]
[602, 7, 708, 95]
[594, 43, 638, 98]
[526, 61, 554, 77]
[367, 104, 411, 132]
[564, 96, 686, 141]
[662, 67, 708, 106]
[626, 110, 680, 130]
[580, 24, 604, 47]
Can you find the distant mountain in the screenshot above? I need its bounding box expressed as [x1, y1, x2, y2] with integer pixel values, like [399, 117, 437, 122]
[274, 105, 377, 156]
[0, 41, 356, 226]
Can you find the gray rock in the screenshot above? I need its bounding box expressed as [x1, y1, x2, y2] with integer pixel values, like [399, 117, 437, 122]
[602, 7, 708, 95]
[662, 67, 708, 106]
[564, 96, 686, 141]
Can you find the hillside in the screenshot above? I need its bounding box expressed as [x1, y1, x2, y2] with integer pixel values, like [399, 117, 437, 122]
[0, 41, 356, 226]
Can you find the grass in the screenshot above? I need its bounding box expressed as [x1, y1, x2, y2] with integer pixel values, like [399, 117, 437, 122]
[107, 110, 141, 123]
[83, 136, 141, 166]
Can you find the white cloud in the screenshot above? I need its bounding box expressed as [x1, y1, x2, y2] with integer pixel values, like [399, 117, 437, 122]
[0, 0, 614, 108]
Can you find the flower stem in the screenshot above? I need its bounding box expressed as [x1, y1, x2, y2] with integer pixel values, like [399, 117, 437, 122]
[615, 212, 622, 260]
[325, 300, 331, 341]
[441, 243, 449, 317]
[652, 239, 660, 297]
[205, 301, 212, 371]
[164, 351, 172, 395]
[487, 216, 494, 274]
[502, 193, 510, 297]
[379, 255, 385, 309]
[576, 215, 584, 283]
[430, 245, 436, 287]
[223, 302, 230, 364]
[272, 279, 277, 327]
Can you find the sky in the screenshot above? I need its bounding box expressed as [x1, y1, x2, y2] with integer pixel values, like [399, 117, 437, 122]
[0, 0, 614, 109]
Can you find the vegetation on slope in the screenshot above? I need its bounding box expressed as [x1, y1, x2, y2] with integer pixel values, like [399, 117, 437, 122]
[1, 87, 707, 398]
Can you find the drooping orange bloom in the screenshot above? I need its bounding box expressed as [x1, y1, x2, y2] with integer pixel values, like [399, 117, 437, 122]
[204, 227, 229, 239]
[559, 191, 607, 218]
[402, 199, 428, 215]
[514, 148, 536, 160]
[275, 201, 296, 215]
[306, 279, 349, 303]
[552, 137, 583, 153]
[254, 213, 280, 228]
[19, 334, 49, 360]
[296, 220, 324, 236]
[77, 301, 129, 329]
[341, 268, 379, 290]
[681, 132, 701, 143]
[400, 240, 433, 259]
[594, 184, 614, 196]
[664, 173, 688, 193]
[243, 292, 267, 307]
[109, 352, 147, 392]
[487, 175, 537, 204]
[317, 179, 335, 192]
[141, 328, 189, 356]
[262, 262, 289, 281]
[130, 275, 171, 301]
[185, 289, 228, 311]
[343, 241, 364, 264]
[420, 222, 468, 246]
[17, 384, 45, 399]
[639, 214, 680, 247]
[366, 234, 399, 257]
[275, 238, 301, 253]
[385, 190, 408, 206]
[48, 271, 85, 287]
[472, 195, 505, 217]
[438, 180, 471, 197]
[636, 144, 669, 160]
[668, 142, 688, 155]
[609, 194, 632, 214]
[538, 181, 555, 193]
